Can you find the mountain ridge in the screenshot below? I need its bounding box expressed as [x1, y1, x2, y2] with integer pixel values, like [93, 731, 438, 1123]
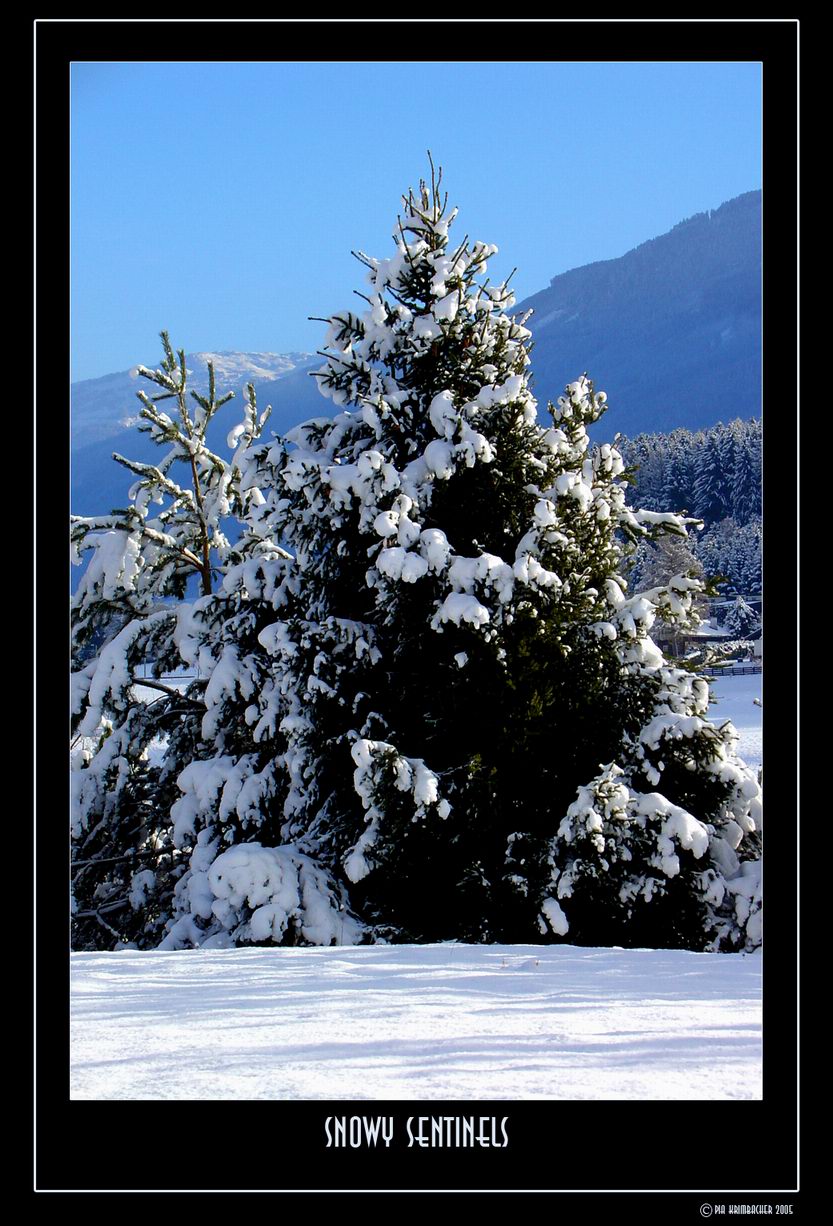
[513, 189, 761, 439]
[540, 189, 760, 288]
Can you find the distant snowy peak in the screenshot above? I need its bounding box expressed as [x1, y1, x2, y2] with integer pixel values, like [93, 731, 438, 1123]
[136, 349, 317, 397]
[72, 350, 319, 451]
[183, 350, 316, 385]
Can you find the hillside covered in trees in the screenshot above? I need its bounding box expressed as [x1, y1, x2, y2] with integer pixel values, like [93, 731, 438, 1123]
[619, 419, 761, 603]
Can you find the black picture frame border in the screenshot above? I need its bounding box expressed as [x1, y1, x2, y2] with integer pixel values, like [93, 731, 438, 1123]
[35, 16, 799, 1205]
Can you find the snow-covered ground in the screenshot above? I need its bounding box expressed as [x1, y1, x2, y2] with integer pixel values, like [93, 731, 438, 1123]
[70, 943, 761, 1101]
[70, 673, 763, 1103]
[708, 671, 762, 775]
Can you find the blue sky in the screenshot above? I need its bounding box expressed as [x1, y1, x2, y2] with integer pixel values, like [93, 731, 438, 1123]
[70, 60, 761, 381]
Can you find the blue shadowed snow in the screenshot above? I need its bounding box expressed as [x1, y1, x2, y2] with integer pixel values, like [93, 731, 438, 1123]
[71, 942, 761, 1100]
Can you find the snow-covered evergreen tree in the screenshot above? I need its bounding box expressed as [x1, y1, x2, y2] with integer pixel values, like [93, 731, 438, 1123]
[659, 431, 696, 514]
[693, 431, 730, 522]
[730, 427, 762, 524]
[71, 337, 282, 947]
[71, 169, 763, 954]
[697, 516, 762, 599]
[206, 164, 760, 951]
[724, 595, 760, 640]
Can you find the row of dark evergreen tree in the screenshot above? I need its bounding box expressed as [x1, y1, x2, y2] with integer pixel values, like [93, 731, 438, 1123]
[619, 419, 761, 526]
[620, 423, 761, 598]
[696, 518, 762, 601]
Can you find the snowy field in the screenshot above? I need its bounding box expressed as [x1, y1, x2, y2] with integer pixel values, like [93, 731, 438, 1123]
[70, 943, 761, 1101]
[708, 671, 762, 775]
[70, 674, 763, 1102]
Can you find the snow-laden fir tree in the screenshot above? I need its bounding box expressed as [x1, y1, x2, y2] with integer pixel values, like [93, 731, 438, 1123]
[71, 167, 763, 952]
[660, 434, 696, 514]
[71, 337, 256, 945]
[697, 516, 762, 599]
[693, 431, 731, 522]
[730, 429, 762, 524]
[71, 335, 364, 949]
[724, 594, 760, 640]
[177, 162, 760, 951]
[70, 341, 296, 944]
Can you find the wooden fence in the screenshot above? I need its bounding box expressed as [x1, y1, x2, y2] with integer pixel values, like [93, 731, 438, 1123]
[701, 664, 762, 677]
